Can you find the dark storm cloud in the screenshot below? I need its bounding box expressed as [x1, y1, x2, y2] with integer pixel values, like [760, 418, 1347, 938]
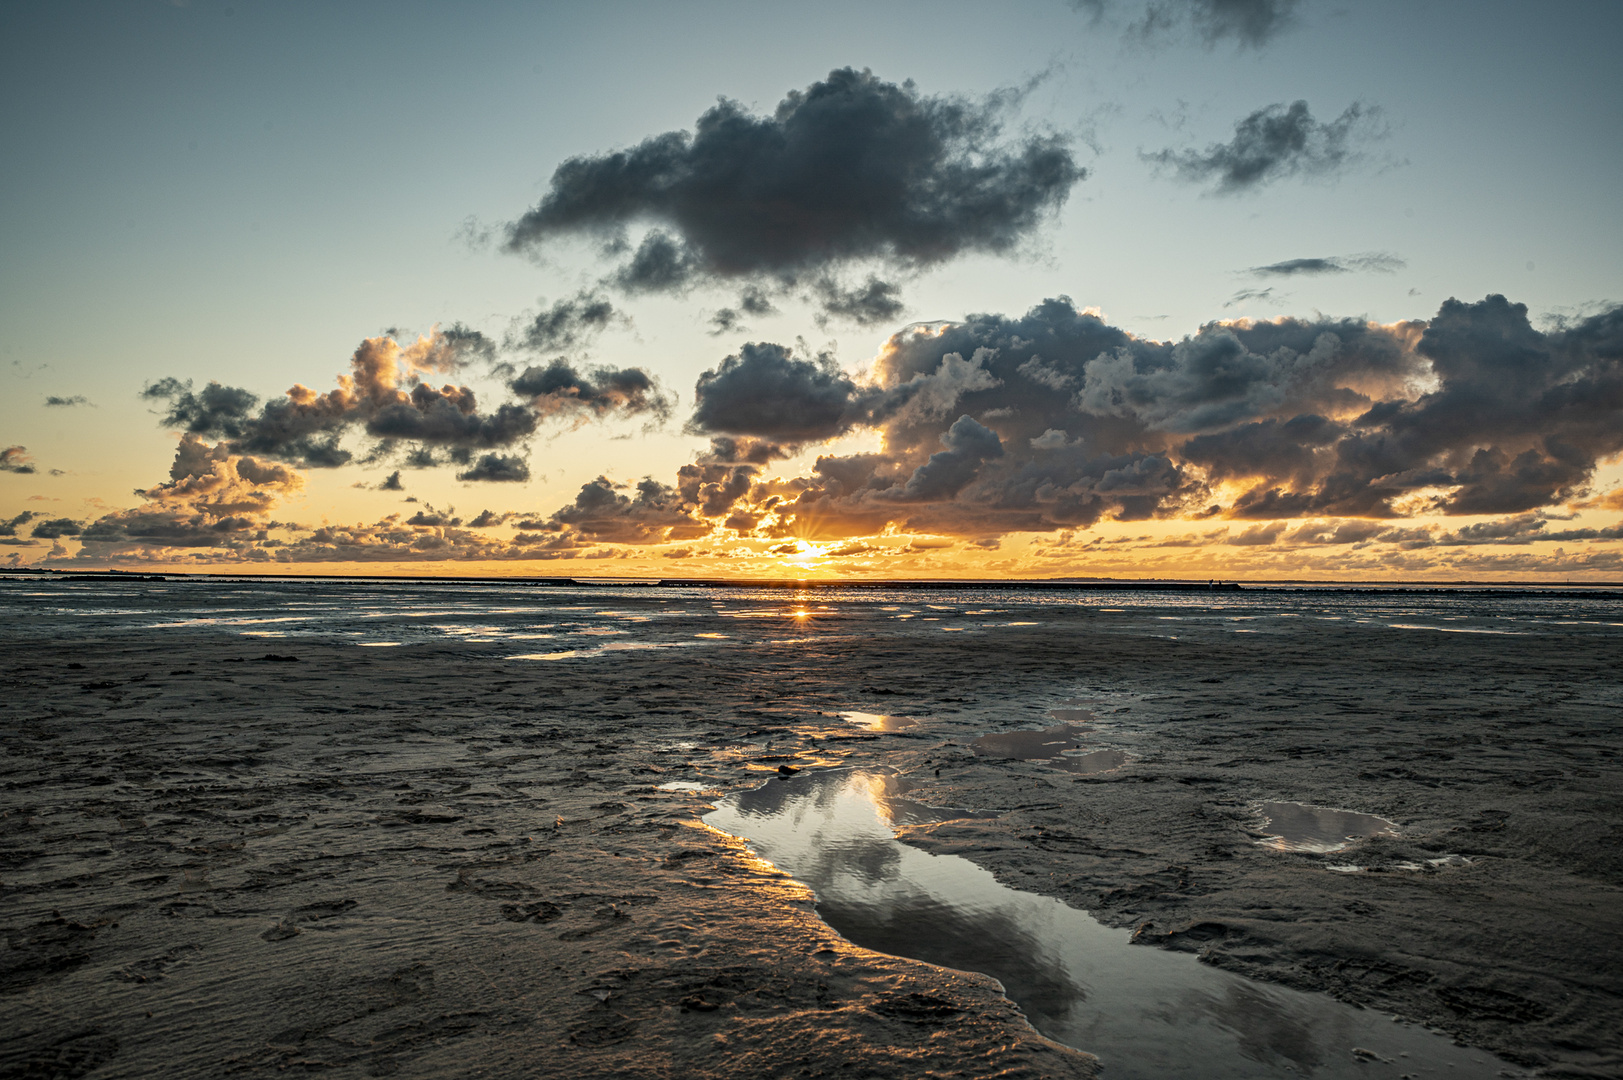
[699, 436, 793, 465]
[145, 379, 261, 437]
[1144, 100, 1381, 193]
[455, 453, 531, 483]
[364, 396, 537, 449]
[508, 360, 671, 423]
[539, 476, 709, 544]
[44, 395, 90, 407]
[1, 447, 37, 474]
[689, 342, 864, 443]
[816, 277, 906, 327]
[590, 292, 1623, 545]
[1074, 0, 1300, 47]
[893, 415, 1005, 500]
[1250, 253, 1405, 277]
[74, 292, 1623, 563]
[505, 67, 1083, 318]
[511, 291, 620, 352]
[29, 517, 82, 539]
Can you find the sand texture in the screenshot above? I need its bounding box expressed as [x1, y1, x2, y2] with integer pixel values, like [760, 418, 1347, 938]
[2, 580, 1619, 1078]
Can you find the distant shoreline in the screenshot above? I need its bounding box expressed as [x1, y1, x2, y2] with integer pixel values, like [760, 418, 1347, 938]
[3, 566, 1621, 596]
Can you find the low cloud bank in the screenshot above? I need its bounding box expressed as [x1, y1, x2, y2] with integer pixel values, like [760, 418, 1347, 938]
[60, 293, 1623, 570]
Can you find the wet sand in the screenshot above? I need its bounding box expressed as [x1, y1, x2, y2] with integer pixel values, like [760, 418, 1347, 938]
[2, 581, 1620, 1077]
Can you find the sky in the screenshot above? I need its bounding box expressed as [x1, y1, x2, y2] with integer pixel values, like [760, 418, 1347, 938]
[2, 0, 1621, 580]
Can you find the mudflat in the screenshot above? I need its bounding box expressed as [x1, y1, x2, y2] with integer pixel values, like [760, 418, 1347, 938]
[2, 579, 1619, 1078]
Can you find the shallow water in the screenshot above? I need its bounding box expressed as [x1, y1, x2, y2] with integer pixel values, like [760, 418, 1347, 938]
[968, 722, 1127, 774]
[969, 722, 1088, 760]
[839, 710, 920, 731]
[6, 577, 1620, 660]
[704, 768, 1511, 1080]
[1055, 749, 1130, 774]
[1255, 802, 1399, 853]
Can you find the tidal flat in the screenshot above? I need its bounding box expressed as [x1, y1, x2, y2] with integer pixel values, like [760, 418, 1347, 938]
[2, 577, 1619, 1078]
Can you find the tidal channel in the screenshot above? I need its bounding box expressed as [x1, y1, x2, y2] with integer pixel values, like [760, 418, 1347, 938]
[703, 767, 1511, 1079]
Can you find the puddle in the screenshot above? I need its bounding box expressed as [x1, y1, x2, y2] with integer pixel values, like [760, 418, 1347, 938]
[508, 642, 694, 661]
[1253, 802, 1399, 853]
[1325, 855, 1472, 875]
[1056, 750, 1130, 775]
[970, 723, 1088, 760]
[704, 769, 1507, 1079]
[839, 711, 920, 732]
[969, 723, 1126, 775]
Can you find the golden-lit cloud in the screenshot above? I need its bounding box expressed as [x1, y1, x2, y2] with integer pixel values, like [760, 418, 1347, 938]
[33, 292, 1623, 580]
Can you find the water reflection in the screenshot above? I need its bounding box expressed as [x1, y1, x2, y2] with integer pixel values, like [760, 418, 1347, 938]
[1254, 802, 1398, 853]
[705, 768, 1506, 1080]
[1056, 750, 1129, 775]
[838, 710, 920, 731]
[970, 722, 1088, 760]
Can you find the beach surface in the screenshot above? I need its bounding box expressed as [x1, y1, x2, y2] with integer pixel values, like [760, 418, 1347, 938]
[2, 578, 1619, 1078]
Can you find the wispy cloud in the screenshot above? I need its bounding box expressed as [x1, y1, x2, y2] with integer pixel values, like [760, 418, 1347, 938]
[1144, 100, 1385, 193]
[1248, 252, 1406, 277]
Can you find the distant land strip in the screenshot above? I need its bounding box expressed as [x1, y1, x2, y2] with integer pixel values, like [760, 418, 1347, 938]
[3, 567, 1622, 597]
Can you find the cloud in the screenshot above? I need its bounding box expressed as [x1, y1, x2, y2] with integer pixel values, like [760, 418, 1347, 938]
[29, 517, 82, 539]
[508, 360, 672, 424]
[141, 326, 666, 475]
[1144, 100, 1382, 193]
[404, 507, 461, 527]
[272, 519, 577, 564]
[1, 511, 36, 536]
[510, 290, 621, 352]
[894, 415, 1005, 500]
[1571, 487, 1623, 513]
[1075, 0, 1300, 47]
[1249, 253, 1406, 277]
[455, 453, 531, 483]
[141, 330, 507, 467]
[643, 292, 1623, 544]
[76, 434, 303, 552]
[44, 395, 90, 407]
[690, 342, 862, 443]
[1226, 521, 1286, 545]
[1224, 287, 1283, 308]
[538, 476, 710, 545]
[379, 470, 404, 491]
[57, 292, 1623, 569]
[709, 286, 779, 334]
[505, 67, 1083, 319]
[1, 446, 37, 474]
[815, 276, 906, 327]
